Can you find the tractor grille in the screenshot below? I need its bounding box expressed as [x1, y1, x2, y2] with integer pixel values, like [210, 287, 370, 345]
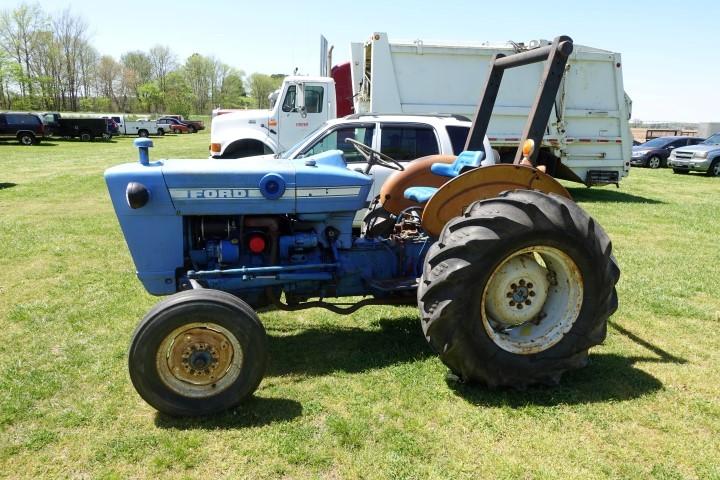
[586, 170, 620, 187]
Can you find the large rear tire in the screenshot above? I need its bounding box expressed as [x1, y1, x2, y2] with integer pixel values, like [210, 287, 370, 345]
[128, 289, 268, 416]
[418, 190, 619, 388]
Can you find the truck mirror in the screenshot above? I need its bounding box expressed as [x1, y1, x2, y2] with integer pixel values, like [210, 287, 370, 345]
[294, 83, 305, 114]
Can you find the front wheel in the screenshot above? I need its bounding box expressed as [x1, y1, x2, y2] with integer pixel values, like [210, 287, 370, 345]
[188, 125, 197, 133]
[418, 190, 619, 388]
[647, 155, 661, 169]
[707, 159, 720, 177]
[129, 289, 268, 416]
[157, 128, 165, 136]
[18, 133, 35, 145]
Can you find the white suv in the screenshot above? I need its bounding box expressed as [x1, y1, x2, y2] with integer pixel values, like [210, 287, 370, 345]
[271, 113, 492, 201]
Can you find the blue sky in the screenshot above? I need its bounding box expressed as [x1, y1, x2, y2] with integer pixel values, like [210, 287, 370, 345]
[4, 0, 718, 122]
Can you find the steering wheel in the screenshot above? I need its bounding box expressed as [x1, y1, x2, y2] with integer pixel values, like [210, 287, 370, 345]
[345, 138, 404, 174]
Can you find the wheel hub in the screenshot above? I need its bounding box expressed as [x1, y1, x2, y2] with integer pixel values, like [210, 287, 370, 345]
[486, 254, 549, 327]
[163, 326, 235, 387]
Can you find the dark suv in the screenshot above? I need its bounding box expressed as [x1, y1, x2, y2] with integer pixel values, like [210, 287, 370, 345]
[0, 112, 46, 145]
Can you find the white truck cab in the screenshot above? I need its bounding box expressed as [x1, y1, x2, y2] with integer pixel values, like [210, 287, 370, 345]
[210, 76, 336, 158]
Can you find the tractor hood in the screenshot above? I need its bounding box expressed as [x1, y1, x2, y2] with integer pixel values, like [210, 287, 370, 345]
[105, 149, 372, 218]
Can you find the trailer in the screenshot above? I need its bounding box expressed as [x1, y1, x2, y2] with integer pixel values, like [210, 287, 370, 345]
[43, 113, 110, 141]
[211, 33, 632, 186]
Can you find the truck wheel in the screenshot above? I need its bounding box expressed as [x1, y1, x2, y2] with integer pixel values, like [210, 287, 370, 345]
[647, 155, 661, 169]
[418, 190, 619, 388]
[80, 131, 93, 142]
[157, 128, 165, 136]
[361, 195, 397, 238]
[138, 129, 149, 138]
[18, 133, 35, 145]
[188, 125, 197, 133]
[707, 159, 720, 177]
[128, 289, 268, 416]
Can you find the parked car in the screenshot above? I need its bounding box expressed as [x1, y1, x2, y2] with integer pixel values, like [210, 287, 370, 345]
[111, 115, 167, 136]
[667, 132, 720, 176]
[246, 113, 492, 225]
[631, 136, 705, 169]
[43, 113, 110, 141]
[164, 115, 204, 132]
[157, 117, 190, 134]
[0, 112, 46, 145]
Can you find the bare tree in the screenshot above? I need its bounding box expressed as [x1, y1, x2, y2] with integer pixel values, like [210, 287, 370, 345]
[52, 8, 89, 110]
[149, 45, 176, 93]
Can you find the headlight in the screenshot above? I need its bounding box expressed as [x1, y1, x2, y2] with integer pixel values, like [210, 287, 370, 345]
[693, 151, 708, 159]
[632, 150, 648, 157]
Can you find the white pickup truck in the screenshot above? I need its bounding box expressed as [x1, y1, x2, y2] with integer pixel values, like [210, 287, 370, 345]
[211, 32, 632, 186]
[111, 115, 167, 137]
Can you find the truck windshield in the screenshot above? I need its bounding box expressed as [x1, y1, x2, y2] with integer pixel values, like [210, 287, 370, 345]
[701, 133, 720, 145]
[639, 137, 673, 148]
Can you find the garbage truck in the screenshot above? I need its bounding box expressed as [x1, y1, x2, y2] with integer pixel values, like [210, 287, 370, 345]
[211, 32, 632, 186]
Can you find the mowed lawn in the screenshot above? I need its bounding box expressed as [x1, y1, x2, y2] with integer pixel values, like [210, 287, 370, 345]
[1, 132, 719, 479]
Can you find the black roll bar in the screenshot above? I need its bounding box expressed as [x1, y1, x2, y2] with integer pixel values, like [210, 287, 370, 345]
[464, 35, 574, 166]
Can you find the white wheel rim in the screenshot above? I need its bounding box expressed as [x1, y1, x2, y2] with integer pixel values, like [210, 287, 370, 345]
[156, 322, 243, 398]
[481, 246, 584, 354]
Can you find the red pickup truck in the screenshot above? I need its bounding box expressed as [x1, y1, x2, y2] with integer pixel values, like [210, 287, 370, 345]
[164, 115, 205, 133]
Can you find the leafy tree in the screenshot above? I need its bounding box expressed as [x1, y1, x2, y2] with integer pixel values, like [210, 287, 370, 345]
[164, 70, 193, 117]
[248, 72, 281, 109]
[137, 81, 163, 112]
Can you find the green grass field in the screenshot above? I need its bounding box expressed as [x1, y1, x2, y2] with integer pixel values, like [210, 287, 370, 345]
[1, 132, 719, 479]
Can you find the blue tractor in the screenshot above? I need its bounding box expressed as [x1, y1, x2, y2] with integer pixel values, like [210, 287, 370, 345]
[106, 37, 619, 416]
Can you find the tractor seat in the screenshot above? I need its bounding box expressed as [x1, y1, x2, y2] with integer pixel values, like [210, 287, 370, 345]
[403, 151, 485, 203]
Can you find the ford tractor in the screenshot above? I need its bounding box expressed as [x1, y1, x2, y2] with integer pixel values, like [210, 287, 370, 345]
[105, 36, 619, 416]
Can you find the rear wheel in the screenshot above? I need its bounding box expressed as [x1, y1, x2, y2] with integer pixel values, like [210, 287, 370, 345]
[647, 155, 661, 169]
[128, 289, 268, 416]
[18, 133, 35, 145]
[418, 190, 619, 388]
[138, 129, 149, 138]
[80, 131, 92, 142]
[188, 125, 197, 133]
[157, 128, 165, 136]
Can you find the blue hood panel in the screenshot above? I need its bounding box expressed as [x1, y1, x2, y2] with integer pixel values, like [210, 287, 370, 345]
[161, 150, 371, 215]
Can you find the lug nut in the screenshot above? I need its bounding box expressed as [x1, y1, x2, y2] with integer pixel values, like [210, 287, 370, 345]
[509, 301, 516, 306]
[527, 283, 533, 289]
[529, 291, 536, 297]
[511, 283, 517, 290]
[519, 279, 525, 286]
[517, 304, 523, 309]
[525, 300, 532, 305]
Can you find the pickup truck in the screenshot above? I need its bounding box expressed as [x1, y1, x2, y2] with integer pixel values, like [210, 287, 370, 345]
[164, 115, 205, 133]
[111, 115, 167, 137]
[43, 113, 110, 141]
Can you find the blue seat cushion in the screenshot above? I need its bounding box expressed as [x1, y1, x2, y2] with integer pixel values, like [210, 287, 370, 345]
[430, 150, 485, 178]
[404, 186, 438, 203]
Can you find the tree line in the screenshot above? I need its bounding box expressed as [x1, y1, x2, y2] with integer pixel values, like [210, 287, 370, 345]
[0, 3, 284, 115]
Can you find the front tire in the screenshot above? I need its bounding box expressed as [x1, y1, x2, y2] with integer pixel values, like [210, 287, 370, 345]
[129, 289, 268, 416]
[418, 190, 619, 388]
[188, 125, 197, 133]
[707, 159, 720, 177]
[647, 155, 661, 169]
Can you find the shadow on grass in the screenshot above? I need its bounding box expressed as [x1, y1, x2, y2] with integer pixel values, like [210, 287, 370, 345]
[266, 316, 431, 377]
[568, 187, 664, 204]
[451, 320, 684, 407]
[153, 396, 302, 430]
[0, 182, 17, 190]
